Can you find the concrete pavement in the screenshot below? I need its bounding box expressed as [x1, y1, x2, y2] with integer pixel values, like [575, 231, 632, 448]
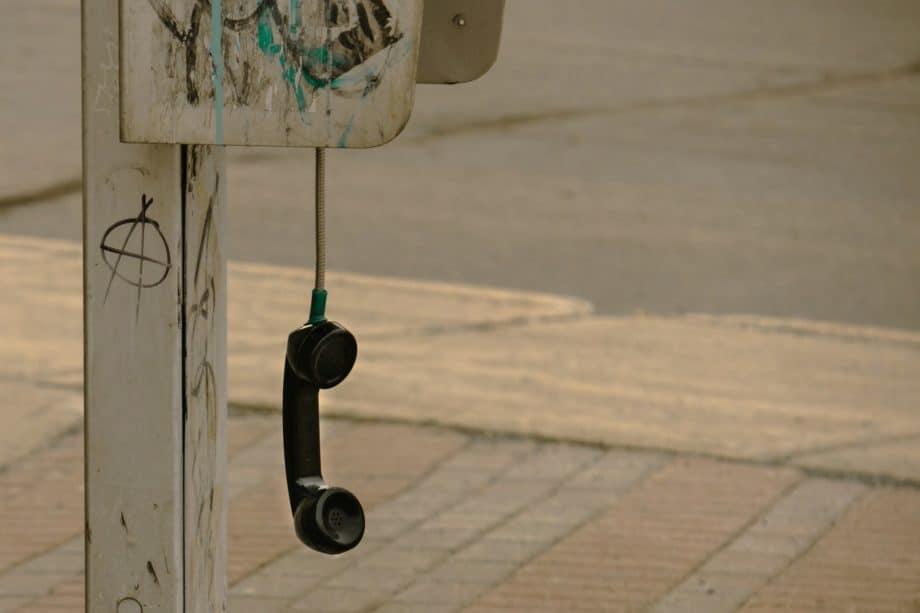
[3, 0, 920, 328]
[4, 415, 920, 612]
[4, 233, 920, 483]
[1, 233, 919, 610]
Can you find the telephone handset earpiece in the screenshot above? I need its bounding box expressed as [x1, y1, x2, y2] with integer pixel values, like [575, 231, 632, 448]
[282, 310, 364, 554]
[282, 152, 365, 555]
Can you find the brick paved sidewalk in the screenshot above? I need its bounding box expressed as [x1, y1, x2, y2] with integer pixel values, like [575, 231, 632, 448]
[2, 414, 918, 613]
[6, 233, 920, 488]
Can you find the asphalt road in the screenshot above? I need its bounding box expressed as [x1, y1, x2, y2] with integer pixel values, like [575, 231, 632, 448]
[2, 0, 919, 329]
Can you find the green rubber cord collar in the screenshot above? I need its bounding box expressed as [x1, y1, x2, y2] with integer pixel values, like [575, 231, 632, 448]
[308, 289, 328, 324]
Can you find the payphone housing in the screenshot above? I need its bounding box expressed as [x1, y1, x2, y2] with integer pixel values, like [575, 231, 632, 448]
[117, 0, 504, 555]
[120, 0, 505, 147]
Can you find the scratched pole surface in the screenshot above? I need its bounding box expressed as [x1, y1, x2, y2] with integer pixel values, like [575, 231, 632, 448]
[183, 145, 228, 613]
[83, 1, 227, 611]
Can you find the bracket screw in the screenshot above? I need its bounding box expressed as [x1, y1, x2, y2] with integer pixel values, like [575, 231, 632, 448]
[452, 14, 467, 28]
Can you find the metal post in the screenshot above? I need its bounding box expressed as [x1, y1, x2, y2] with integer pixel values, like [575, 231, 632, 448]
[82, 1, 227, 611]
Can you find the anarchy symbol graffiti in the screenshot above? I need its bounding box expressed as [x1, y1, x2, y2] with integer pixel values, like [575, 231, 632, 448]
[100, 193, 172, 318]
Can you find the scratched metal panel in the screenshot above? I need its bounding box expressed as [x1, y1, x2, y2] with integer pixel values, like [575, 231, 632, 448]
[84, 1, 184, 610]
[417, 0, 504, 84]
[120, 0, 424, 148]
[85, 2, 227, 610]
[184, 145, 228, 613]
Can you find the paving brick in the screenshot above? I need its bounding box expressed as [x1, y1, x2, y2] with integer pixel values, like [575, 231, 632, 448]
[435, 439, 537, 471]
[325, 563, 420, 591]
[395, 580, 487, 606]
[0, 382, 81, 471]
[438, 444, 603, 527]
[501, 443, 602, 481]
[359, 547, 446, 574]
[230, 595, 290, 613]
[373, 604, 459, 613]
[14, 539, 83, 575]
[231, 567, 323, 599]
[227, 415, 281, 456]
[650, 479, 866, 613]
[0, 595, 31, 613]
[0, 433, 83, 575]
[379, 443, 616, 604]
[4, 411, 911, 613]
[323, 423, 468, 483]
[699, 550, 790, 577]
[452, 538, 549, 565]
[650, 572, 770, 613]
[12, 576, 83, 613]
[363, 516, 432, 544]
[422, 561, 518, 586]
[228, 434, 285, 471]
[289, 586, 387, 611]
[265, 441, 606, 611]
[227, 480, 293, 584]
[445, 450, 659, 572]
[745, 479, 867, 536]
[270, 546, 371, 578]
[228, 422, 467, 587]
[232, 544, 374, 601]
[510, 486, 626, 525]
[483, 518, 577, 544]
[465, 458, 799, 613]
[727, 531, 813, 557]
[739, 487, 920, 613]
[371, 486, 463, 521]
[269, 543, 442, 608]
[0, 540, 86, 613]
[418, 511, 499, 533]
[568, 450, 667, 490]
[453, 480, 553, 516]
[394, 525, 484, 552]
[368, 439, 536, 527]
[17, 597, 84, 612]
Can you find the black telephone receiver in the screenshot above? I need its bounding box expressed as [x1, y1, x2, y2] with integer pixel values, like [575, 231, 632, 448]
[283, 309, 365, 554]
[282, 149, 365, 555]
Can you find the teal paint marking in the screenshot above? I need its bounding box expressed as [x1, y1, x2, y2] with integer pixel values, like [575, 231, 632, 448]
[279, 57, 308, 113]
[338, 116, 355, 147]
[301, 48, 362, 89]
[257, 8, 307, 113]
[290, 0, 302, 34]
[257, 10, 273, 53]
[211, 0, 225, 144]
[258, 7, 282, 56]
[302, 47, 330, 88]
[287, 68, 308, 112]
[250, 1, 407, 121]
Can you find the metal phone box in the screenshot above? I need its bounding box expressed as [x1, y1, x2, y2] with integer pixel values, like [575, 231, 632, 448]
[120, 0, 425, 148]
[418, 0, 505, 84]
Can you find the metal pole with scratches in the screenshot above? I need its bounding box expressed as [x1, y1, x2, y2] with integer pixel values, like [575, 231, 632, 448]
[83, 1, 227, 610]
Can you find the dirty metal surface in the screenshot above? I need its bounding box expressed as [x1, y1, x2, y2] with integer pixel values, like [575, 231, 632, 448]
[121, 0, 424, 148]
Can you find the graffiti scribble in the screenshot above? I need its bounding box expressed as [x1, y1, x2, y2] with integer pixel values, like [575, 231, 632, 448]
[147, 0, 404, 108]
[100, 194, 172, 320]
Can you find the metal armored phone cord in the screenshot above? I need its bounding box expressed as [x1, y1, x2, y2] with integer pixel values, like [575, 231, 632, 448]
[309, 148, 328, 324]
[283, 145, 364, 554]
